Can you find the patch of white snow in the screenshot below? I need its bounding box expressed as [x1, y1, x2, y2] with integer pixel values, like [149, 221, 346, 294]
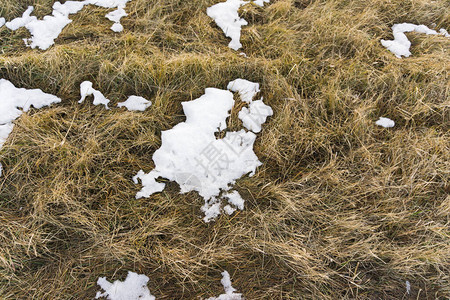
[95, 271, 155, 300]
[207, 0, 271, 50]
[222, 190, 244, 215]
[207, 271, 242, 300]
[207, 0, 248, 50]
[406, 280, 411, 295]
[238, 99, 273, 133]
[118, 95, 151, 111]
[78, 81, 110, 109]
[5, 6, 36, 31]
[0, 123, 14, 177]
[439, 28, 450, 37]
[0, 17, 5, 28]
[375, 117, 395, 128]
[133, 79, 271, 222]
[2, 0, 132, 50]
[227, 79, 272, 133]
[0, 124, 14, 149]
[0, 79, 61, 176]
[227, 78, 259, 103]
[381, 23, 450, 58]
[253, 0, 270, 6]
[106, 5, 127, 32]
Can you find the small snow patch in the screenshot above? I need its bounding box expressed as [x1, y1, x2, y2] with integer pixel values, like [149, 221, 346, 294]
[118, 96, 152, 111]
[207, 271, 242, 300]
[406, 280, 411, 295]
[106, 5, 127, 32]
[375, 117, 395, 128]
[78, 81, 110, 109]
[207, 0, 270, 50]
[0, 17, 5, 28]
[238, 99, 273, 133]
[227, 78, 259, 103]
[381, 23, 450, 58]
[95, 271, 155, 300]
[439, 28, 450, 37]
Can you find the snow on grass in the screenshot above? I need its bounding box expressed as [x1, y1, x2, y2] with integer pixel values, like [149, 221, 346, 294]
[227, 79, 259, 103]
[106, 5, 128, 32]
[439, 28, 450, 37]
[238, 100, 273, 133]
[227, 79, 273, 133]
[222, 190, 244, 215]
[95, 271, 155, 300]
[95, 270, 240, 299]
[381, 23, 450, 58]
[5, 6, 36, 31]
[375, 117, 395, 128]
[0, 17, 6, 28]
[0, 79, 61, 176]
[133, 79, 272, 222]
[79, 81, 110, 109]
[79, 82, 152, 111]
[207, 0, 248, 51]
[117, 96, 152, 111]
[2, 0, 131, 50]
[207, 0, 270, 50]
[206, 271, 242, 300]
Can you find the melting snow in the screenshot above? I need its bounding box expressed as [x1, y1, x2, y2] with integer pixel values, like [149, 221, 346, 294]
[5, 6, 36, 31]
[79, 81, 110, 109]
[1, 0, 131, 50]
[133, 79, 272, 222]
[106, 6, 128, 32]
[227, 78, 260, 103]
[207, 0, 270, 50]
[406, 280, 411, 295]
[117, 96, 152, 111]
[95, 270, 241, 299]
[439, 28, 450, 37]
[238, 100, 273, 133]
[207, 271, 242, 300]
[0, 79, 61, 176]
[381, 23, 450, 58]
[222, 190, 245, 215]
[375, 117, 395, 128]
[95, 271, 155, 300]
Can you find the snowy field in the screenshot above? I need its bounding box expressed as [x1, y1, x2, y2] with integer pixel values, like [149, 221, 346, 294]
[0, 0, 449, 298]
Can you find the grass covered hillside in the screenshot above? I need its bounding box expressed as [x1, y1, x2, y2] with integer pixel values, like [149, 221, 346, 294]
[0, 0, 449, 298]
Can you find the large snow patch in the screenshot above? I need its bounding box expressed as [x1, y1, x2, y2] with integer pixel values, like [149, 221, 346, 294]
[133, 79, 272, 222]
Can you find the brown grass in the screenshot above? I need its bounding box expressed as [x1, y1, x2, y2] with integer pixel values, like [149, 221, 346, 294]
[0, 0, 449, 298]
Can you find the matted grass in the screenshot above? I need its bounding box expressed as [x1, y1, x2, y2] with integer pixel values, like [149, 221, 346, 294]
[0, 0, 449, 298]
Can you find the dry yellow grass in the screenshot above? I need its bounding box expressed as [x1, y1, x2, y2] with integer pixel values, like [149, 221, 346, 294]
[0, 0, 449, 298]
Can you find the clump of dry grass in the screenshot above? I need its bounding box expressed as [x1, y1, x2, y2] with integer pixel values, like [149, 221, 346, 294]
[0, 0, 449, 298]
